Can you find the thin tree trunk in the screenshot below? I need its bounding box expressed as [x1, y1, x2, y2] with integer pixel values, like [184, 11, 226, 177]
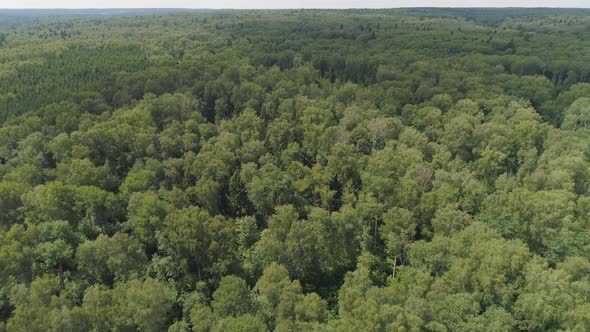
[197, 262, 202, 281]
[374, 219, 378, 247]
[59, 263, 65, 289]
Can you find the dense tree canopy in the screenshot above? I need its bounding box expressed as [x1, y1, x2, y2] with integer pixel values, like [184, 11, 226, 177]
[1, 7, 590, 331]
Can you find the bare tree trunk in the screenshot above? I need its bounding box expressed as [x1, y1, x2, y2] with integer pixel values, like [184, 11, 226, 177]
[197, 262, 202, 281]
[374, 219, 378, 247]
[59, 263, 65, 289]
[392, 255, 398, 279]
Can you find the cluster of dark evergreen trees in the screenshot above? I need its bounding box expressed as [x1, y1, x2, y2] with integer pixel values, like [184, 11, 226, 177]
[1, 8, 590, 331]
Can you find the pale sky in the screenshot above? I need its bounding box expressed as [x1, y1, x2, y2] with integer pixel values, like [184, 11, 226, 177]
[2, 0, 590, 9]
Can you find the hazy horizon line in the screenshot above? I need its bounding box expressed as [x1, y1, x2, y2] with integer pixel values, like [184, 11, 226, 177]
[2, 6, 590, 9]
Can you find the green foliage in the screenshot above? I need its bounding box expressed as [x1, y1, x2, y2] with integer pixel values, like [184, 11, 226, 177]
[212, 275, 253, 317]
[1, 8, 590, 331]
[77, 232, 147, 285]
[562, 97, 590, 130]
[157, 206, 239, 283]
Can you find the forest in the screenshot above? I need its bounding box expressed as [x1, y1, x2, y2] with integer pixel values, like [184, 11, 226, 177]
[1, 7, 590, 331]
